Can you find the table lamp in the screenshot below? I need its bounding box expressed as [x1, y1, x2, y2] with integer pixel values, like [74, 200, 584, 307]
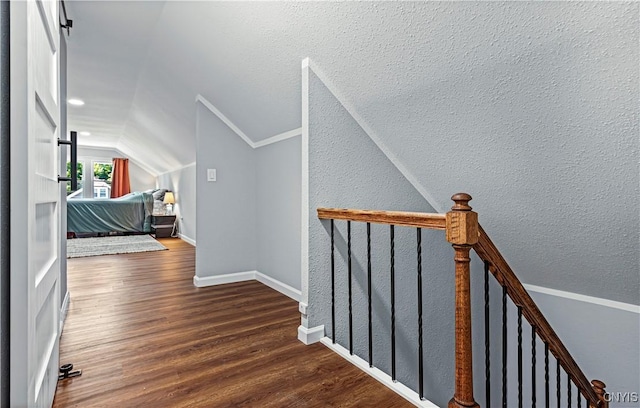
[163, 191, 175, 215]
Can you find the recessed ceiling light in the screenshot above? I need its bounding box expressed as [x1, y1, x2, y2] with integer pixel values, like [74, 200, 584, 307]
[79, 131, 91, 136]
[68, 98, 85, 106]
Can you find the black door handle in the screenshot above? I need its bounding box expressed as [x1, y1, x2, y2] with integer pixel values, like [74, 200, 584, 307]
[61, 132, 78, 191]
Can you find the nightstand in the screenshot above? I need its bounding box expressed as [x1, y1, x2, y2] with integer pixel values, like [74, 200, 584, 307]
[151, 214, 176, 238]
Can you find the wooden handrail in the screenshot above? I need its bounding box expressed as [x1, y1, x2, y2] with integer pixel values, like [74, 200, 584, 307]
[473, 225, 601, 406]
[317, 194, 607, 408]
[317, 208, 446, 230]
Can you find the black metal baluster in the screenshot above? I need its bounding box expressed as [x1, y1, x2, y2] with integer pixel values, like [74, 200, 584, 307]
[331, 219, 335, 344]
[484, 261, 491, 408]
[532, 326, 537, 408]
[518, 307, 523, 408]
[347, 221, 353, 355]
[502, 286, 508, 408]
[390, 225, 396, 382]
[502, 286, 507, 408]
[556, 360, 561, 408]
[417, 228, 424, 400]
[577, 389, 581, 408]
[567, 374, 571, 408]
[545, 343, 550, 408]
[367, 223, 373, 368]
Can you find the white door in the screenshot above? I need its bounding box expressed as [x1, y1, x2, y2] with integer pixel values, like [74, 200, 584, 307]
[10, 0, 62, 407]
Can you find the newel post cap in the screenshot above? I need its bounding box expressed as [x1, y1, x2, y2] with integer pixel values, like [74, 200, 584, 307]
[592, 379, 607, 394]
[446, 193, 478, 246]
[591, 380, 608, 408]
[451, 193, 473, 211]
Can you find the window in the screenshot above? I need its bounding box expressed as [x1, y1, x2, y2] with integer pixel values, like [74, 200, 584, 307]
[68, 159, 114, 199]
[93, 162, 112, 186]
[93, 162, 113, 199]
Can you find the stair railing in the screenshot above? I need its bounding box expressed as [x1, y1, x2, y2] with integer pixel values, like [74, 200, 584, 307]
[317, 193, 608, 408]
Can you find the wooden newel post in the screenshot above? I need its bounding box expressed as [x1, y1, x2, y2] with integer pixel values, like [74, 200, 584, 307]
[446, 193, 480, 408]
[591, 380, 609, 408]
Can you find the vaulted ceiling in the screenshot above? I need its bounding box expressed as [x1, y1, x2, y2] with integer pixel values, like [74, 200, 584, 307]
[69, 1, 543, 175]
[66, 2, 638, 303]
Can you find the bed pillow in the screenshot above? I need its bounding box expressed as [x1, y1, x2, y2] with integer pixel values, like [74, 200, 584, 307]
[153, 200, 164, 214]
[152, 189, 167, 201]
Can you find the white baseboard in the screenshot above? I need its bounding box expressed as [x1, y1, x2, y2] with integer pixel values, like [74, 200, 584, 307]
[178, 233, 196, 246]
[193, 270, 302, 302]
[193, 271, 256, 288]
[297, 324, 325, 345]
[59, 291, 70, 333]
[255, 271, 301, 302]
[320, 338, 440, 408]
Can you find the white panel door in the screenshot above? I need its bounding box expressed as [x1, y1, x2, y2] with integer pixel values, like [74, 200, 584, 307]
[10, 0, 61, 407]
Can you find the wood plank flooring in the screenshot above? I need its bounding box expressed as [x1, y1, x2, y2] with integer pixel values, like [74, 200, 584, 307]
[53, 238, 412, 407]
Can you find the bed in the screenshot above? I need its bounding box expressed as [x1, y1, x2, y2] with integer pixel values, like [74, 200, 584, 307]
[67, 191, 156, 235]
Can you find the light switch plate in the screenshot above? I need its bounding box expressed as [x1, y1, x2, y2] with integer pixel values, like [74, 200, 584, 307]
[207, 168, 216, 182]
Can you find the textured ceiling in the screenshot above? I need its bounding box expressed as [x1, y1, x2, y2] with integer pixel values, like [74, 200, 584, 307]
[68, 1, 515, 174]
[65, 2, 638, 303]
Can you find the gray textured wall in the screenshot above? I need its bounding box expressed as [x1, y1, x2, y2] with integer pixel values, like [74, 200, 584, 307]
[195, 101, 302, 289]
[195, 102, 257, 276]
[307, 65, 640, 407]
[173, 1, 637, 306]
[256, 136, 301, 290]
[349, 1, 639, 305]
[65, 3, 638, 304]
[66, 1, 637, 304]
[156, 164, 196, 244]
[307, 68, 456, 405]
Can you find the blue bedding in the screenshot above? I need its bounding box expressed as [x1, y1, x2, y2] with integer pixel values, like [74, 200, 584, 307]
[67, 192, 154, 234]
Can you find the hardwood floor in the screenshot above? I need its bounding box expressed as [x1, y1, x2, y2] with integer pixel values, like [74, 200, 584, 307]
[53, 238, 412, 407]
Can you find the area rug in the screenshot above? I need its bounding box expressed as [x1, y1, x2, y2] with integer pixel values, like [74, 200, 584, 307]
[67, 235, 167, 258]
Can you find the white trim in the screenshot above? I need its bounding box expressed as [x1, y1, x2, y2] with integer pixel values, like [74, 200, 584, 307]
[196, 94, 301, 150]
[524, 284, 640, 314]
[59, 291, 70, 333]
[178, 233, 196, 247]
[306, 59, 444, 213]
[320, 338, 440, 408]
[300, 57, 310, 307]
[255, 272, 302, 302]
[195, 95, 255, 148]
[253, 127, 302, 149]
[193, 271, 256, 288]
[297, 324, 324, 345]
[192, 270, 302, 302]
